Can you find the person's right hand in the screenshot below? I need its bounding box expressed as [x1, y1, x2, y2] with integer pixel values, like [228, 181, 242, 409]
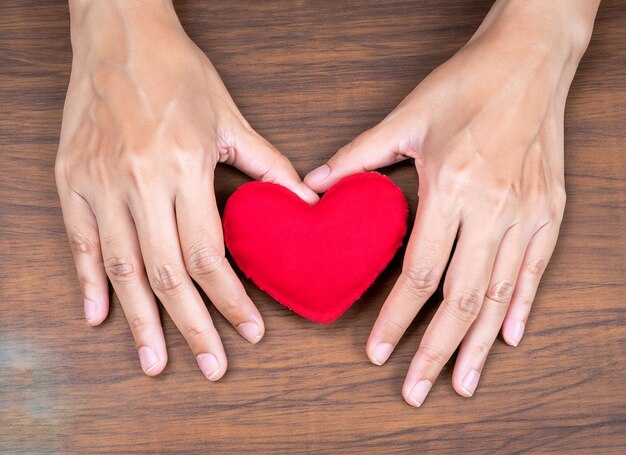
[304, 0, 597, 406]
[55, 0, 318, 380]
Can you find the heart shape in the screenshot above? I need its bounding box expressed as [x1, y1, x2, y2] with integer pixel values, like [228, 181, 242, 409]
[222, 172, 409, 323]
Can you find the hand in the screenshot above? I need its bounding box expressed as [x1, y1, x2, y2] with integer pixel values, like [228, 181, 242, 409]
[305, 0, 598, 405]
[56, 0, 318, 380]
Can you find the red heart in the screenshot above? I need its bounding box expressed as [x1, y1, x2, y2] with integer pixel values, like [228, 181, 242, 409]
[222, 172, 409, 323]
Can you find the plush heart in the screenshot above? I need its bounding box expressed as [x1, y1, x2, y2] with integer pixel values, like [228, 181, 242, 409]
[222, 172, 409, 324]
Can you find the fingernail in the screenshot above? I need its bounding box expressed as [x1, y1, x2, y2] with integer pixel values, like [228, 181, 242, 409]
[237, 321, 262, 343]
[371, 342, 394, 365]
[138, 346, 160, 374]
[84, 298, 98, 324]
[297, 182, 320, 204]
[460, 369, 480, 397]
[506, 320, 525, 347]
[196, 353, 221, 381]
[305, 164, 331, 184]
[406, 379, 432, 408]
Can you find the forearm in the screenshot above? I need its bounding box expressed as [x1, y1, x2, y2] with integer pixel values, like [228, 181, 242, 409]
[68, 0, 183, 57]
[69, 0, 176, 17]
[472, 0, 600, 64]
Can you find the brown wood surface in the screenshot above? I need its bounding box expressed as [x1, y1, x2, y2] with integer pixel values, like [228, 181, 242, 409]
[1, 1, 625, 453]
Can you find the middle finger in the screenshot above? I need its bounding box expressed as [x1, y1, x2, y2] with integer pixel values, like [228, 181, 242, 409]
[175, 182, 264, 344]
[402, 219, 505, 407]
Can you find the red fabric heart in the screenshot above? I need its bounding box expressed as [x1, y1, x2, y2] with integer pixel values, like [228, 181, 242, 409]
[222, 172, 408, 324]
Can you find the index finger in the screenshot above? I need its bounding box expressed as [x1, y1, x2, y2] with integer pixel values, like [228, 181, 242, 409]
[367, 196, 458, 365]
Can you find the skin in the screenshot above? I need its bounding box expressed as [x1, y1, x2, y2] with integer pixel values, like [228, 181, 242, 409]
[56, 0, 318, 380]
[304, 0, 600, 406]
[57, 0, 600, 406]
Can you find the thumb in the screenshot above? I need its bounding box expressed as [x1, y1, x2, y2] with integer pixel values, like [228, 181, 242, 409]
[232, 129, 319, 204]
[304, 123, 408, 193]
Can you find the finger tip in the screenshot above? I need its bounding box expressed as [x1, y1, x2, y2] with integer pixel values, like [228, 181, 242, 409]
[368, 341, 394, 366]
[301, 189, 320, 205]
[143, 358, 167, 377]
[249, 333, 263, 344]
[144, 366, 164, 377]
[401, 384, 418, 407]
[237, 320, 264, 344]
[196, 352, 227, 381]
[139, 346, 167, 376]
[504, 338, 520, 348]
[84, 297, 108, 326]
[303, 164, 331, 192]
[253, 319, 266, 344]
[402, 379, 433, 408]
[288, 182, 320, 205]
[207, 371, 224, 382]
[403, 391, 422, 408]
[502, 319, 525, 347]
[300, 181, 322, 198]
[302, 174, 316, 189]
[207, 364, 227, 382]
[85, 312, 107, 326]
[454, 383, 474, 398]
[365, 345, 379, 365]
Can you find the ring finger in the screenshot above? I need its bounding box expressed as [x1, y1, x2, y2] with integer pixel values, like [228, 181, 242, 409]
[95, 200, 168, 376]
[451, 223, 530, 397]
[129, 190, 227, 381]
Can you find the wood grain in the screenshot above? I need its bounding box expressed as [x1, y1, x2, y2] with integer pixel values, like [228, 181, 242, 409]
[1, 1, 624, 453]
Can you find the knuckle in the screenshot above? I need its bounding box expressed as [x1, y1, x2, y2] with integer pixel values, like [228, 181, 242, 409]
[77, 275, 96, 290]
[129, 313, 152, 335]
[185, 243, 227, 279]
[525, 257, 547, 277]
[262, 153, 292, 181]
[376, 316, 407, 340]
[220, 292, 249, 316]
[54, 156, 67, 182]
[551, 187, 567, 219]
[514, 292, 534, 311]
[184, 323, 215, 344]
[272, 153, 291, 169]
[69, 232, 98, 255]
[513, 294, 534, 310]
[336, 137, 363, 165]
[443, 288, 483, 323]
[350, 128, 376, 152]
[417, 344, 448, 367]
[122, 153, 159, 189]
[217, 144, 234, 164]
[337, 139, 356, 158]
[402, 264, 439, 296]
[150, 263, 186, 296]
[55, 152, 80, 185]
[485, 180, 511, 205]
[467, 340, 491, 361]
[486, 280, 515, 305]
[437, 168, 464, 195]
[104, 257, 137, 282]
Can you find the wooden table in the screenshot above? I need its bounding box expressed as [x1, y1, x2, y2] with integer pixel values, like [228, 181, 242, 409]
[1, 1, 624, 453]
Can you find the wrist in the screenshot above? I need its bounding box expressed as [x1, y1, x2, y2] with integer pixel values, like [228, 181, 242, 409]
[69, 0, 183, 54]
[473, 0, 599, 65]
[69, 0, 175, 15]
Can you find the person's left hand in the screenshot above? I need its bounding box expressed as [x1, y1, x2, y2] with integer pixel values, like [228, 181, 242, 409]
[304, 0, 597, 406]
